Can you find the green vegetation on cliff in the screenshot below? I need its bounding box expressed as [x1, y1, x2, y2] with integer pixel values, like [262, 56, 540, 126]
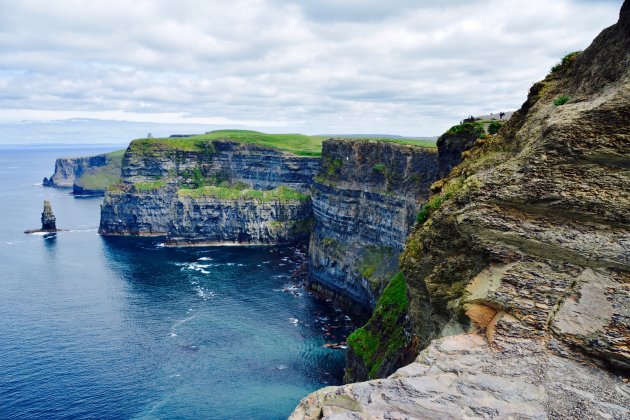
[551, 51, 581, 74]
[178, 184, 309, 202]
[128, 130, 437, 158]
[74, 150, 125, 191]
[130, 130, 325, 156]
[134, 180, 167, 191]
[446, 121, 485, 138]
[347, 272, 410, 379]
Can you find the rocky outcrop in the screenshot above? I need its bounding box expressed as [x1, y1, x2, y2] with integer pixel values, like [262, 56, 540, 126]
[26, 200, 59, 233]
[99, 185, 174, 236]
[167, 190, 312, 246]
[41, 200, 57, 231]
[308, 139, 438, 311]
[119, 139, 318, 192]
[436, 122, 483, 178]
[45, 151, 123, 195]
[99, 139, 319, 244]
[291, 334, 629, 419]
[292, 2, 630, 417]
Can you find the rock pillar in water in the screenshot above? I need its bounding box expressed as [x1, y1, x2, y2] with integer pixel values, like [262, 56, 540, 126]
[41, 200, 57, 231]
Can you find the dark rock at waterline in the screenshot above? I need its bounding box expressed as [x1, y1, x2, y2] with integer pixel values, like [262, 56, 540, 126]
[25, 200, 60, 234]
[41, 200, 56, 230]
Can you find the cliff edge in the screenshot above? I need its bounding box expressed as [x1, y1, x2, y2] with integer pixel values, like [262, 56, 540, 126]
[292, 2, 629, 418]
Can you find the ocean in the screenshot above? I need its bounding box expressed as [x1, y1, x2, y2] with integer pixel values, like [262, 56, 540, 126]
[0, 146, 356, 419]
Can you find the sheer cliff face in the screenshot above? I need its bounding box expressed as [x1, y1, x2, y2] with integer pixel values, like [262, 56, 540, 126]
[120, 140, 318, 193]
[49, 154, 108, 187]
[99, 140, 319, 244]
[47, 153, 122, 195]
[292, 2, 630, 418]
[168, 195, 312, 246]
[308, 140, 438, 310]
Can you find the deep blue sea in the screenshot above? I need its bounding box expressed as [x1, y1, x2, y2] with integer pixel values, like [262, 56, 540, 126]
[0, 146, 356, 419]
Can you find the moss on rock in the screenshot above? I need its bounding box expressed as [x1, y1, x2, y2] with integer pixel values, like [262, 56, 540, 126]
[345, 272, 414, 381]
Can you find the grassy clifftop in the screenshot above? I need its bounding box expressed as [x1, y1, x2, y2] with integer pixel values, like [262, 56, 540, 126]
[130, 130, 325, 156]
[74, 149, 125, 192]
[129, 130, 437, 157]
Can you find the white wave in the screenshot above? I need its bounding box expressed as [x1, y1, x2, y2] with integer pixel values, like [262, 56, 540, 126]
[195, 287, 216, 300]
[198, 256, 213, 261]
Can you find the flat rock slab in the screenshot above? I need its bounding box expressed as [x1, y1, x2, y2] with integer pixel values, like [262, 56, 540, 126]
[291, 334, 630, 419]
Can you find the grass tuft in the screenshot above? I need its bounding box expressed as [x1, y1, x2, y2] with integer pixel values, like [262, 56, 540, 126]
[178, 185, 310, 202]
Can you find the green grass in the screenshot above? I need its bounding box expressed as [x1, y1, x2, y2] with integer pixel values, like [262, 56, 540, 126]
[416, 192, 453, 225]
[130, 130, 325, 157]
[335, 137, 437, 148]
[347, 272, 410, 379]
[373, 163, 386, 173]
[488, 121, 503, 135]
[446, 121, 485, 138]
[178, 185, 310, 202]
[551, 51, 581, 74]
[134, 180, 166, 190]
[128, 130, 437, 157]
[553, 95, 571, 106]
[75, 150, 124, 191]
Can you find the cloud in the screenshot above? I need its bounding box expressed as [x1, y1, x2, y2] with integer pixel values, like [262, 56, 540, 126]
[0, 0, 623, 142]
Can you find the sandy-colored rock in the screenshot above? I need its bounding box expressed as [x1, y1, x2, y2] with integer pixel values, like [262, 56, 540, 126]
[292, 335, 629, 419]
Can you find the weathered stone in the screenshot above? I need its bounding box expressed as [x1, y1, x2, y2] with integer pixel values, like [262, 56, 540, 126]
[167, 194, 312, 246]
[292, 335, 630, 419]
[99, 140, 320, 244]
[309, 139, 438, 310]
[41, 200, 56, 231]
[293, 2, 630, 417]
[46, 152, 123, 195]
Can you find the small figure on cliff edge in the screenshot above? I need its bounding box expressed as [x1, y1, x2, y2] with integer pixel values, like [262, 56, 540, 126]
[25, 200, 60, 234]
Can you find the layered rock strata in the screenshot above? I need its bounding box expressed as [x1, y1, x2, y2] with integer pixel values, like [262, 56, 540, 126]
[167, 192, 312, 246]
[99, 139, 319, 245]
[41, 200, 57, 231]
[308, 139, 438, 310]
[293, 2, 630, 417]
[44, 151, 123, 195]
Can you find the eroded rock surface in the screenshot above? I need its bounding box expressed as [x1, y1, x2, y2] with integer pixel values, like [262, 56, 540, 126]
[41, 200, 56, 231]
[99, 140, 319, 244]
[309, 140, 438, 310]
[293, 2, 630, 418]
[45, 152, 123, 195]
[291, 335, 630, 419]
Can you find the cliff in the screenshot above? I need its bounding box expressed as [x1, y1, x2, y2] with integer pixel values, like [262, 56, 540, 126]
[292, 1, 630, 418]
[44, 150, 124, 195]
[308, 139, 438, 312]
[99, 136, 320, 245]
[167, 187, 312, 246]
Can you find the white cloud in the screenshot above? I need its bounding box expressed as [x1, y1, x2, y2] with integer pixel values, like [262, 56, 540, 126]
[0, 0, 623, 142]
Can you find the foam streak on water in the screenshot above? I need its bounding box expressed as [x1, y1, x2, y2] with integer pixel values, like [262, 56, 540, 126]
[0, 147, 357, 420]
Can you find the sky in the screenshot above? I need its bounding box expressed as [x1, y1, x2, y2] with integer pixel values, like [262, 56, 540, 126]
[0, 0, 623, 144]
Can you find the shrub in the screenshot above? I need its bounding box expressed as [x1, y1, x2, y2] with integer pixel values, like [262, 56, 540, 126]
[447, 121, 485, 139]
[373, 163, 386, 173]
[551, 51, 581, 74]
[416, 194, 448, 224]
[553, 95, 571, 106]
[488, 121, 502, 135]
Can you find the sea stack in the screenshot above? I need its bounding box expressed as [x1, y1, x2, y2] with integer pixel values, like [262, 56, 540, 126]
[41, 201, 57, 231]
